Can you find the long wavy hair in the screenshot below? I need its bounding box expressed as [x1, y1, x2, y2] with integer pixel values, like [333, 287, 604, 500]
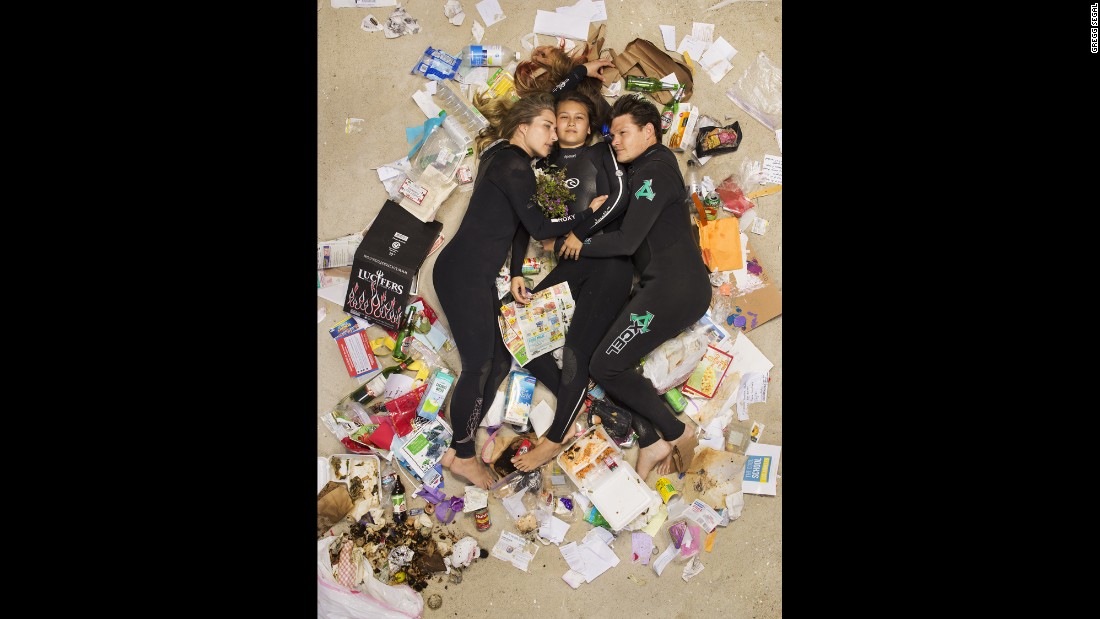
[473, 91, 556, 155]
[514, 44, 606, 126]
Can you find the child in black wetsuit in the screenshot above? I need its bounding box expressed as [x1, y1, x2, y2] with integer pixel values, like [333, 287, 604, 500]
[431, 92, 606, 489]
[507, 92, 636, 472]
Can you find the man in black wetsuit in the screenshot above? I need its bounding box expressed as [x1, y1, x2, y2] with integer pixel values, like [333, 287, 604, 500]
[574, 94, 712, 480]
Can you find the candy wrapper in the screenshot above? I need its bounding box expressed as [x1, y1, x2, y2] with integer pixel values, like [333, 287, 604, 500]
[694, 121, 742, 159]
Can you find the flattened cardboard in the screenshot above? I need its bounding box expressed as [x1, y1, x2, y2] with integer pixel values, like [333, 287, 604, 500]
[609, 38, 694, 105]
[725, 241, 781, 333]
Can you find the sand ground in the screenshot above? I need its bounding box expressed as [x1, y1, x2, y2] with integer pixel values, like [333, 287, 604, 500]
[318, 1, 781, 616]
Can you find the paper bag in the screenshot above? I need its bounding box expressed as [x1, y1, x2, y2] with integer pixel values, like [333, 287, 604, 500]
[583, 23, 607, 62]
[609, 38, 694, 105]
[318, 481, 354, 538]
[698, 217, 744, 272]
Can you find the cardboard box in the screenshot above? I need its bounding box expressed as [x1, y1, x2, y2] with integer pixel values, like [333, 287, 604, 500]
[343, 200, 444, 331]
[664, 103, 698, 153]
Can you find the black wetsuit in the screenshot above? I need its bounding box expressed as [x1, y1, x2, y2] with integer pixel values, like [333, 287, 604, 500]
[433, 140, 593, 458]
[507, 140, 632, 444]
[584, 143, 712, 448]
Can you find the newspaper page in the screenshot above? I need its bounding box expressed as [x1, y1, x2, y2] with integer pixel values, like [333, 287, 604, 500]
[498, 282, 574, 365]
[497, 312, 529, 366]
[318, 233, 364, 269]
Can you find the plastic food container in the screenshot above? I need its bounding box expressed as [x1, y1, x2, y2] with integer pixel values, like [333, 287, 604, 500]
[555, 426, 660, 531]
[321, 453, 383, 506]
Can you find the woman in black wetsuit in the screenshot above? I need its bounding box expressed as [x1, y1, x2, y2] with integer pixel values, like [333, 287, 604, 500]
[432, 92, 605, 489]
[506, 91, 637, 472]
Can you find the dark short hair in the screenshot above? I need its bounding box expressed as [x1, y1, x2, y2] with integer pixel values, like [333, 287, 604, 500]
[610, 93, 661, 135]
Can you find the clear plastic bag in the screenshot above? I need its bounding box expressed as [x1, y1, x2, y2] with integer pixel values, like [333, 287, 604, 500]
[641, 329, 711, 394]
[398, 124, 463, 222]
[724, 52, 782, 131]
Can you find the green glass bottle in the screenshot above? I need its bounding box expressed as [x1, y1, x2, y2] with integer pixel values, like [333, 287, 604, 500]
[660, 85, 685, 135]
[391, 305, 419, 362]
[381, 357, 416, 378]
[624, 75, 680, 92]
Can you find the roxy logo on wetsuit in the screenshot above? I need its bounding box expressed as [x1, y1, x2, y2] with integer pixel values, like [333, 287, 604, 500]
[605, 311, 654, 354]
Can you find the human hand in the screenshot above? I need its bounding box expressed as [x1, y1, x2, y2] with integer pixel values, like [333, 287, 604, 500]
[560, 232, 582, 260]
[511, 277, 532, 305]
[581, 59, 615, 82]
[589, 194, 608, 211]
[541, 238, 557, 252]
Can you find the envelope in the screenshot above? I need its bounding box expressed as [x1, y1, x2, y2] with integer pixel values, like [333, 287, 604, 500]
[608, 38, 694, 105]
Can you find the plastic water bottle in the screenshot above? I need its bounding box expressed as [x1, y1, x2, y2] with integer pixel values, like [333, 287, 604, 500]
[457, 45, 520, 76]
[686, 160, 700, 199]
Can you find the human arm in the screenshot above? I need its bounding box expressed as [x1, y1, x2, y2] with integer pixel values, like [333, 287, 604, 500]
[571, 158, 680, 258]
[559, 232, 583, 260]
[549, 61, 613, 100]
[510, 277, 532, 305]
[492, 150, 595, 240]
[553, 144, 628, 254]
[511, 185, 596, 240]
[509, 225, 529, 279]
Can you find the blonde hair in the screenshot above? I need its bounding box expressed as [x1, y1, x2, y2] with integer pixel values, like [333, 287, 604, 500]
[514, 46, 579, 96]
[473, 92, 556, 155]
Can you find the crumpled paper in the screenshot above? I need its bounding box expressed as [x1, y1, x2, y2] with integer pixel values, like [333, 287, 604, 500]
[361, 14, 383, 32]
[446, 536, 480, 569]
[682, 555, 705, 581]
[383, 5, 421, 38]
[443, 0, 465, 25]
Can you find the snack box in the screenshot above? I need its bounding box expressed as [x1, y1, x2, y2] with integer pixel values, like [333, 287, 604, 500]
[321, 453, 383, 507]
[555, 425, 661, 531]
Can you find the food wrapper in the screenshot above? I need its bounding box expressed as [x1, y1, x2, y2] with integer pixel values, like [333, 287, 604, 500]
[336, 537, 358, 588]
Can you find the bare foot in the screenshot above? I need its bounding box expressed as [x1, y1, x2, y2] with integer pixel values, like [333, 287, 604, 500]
[654, 424, 699, 476]
[441, 448, 496, 489]
[635, 439, 671, 480]
[513, 438, 561, 472]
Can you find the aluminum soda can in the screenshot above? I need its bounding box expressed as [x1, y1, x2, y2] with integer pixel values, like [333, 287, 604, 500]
[664, 387, 688, 412]
[655, 477, 681, 504]
[703, 192, 720, 220]
[521, 257, 541, 275]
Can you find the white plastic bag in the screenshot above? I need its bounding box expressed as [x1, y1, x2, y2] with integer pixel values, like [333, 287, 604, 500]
[642, 330, 711, 394]
[317, 537, 424, 619]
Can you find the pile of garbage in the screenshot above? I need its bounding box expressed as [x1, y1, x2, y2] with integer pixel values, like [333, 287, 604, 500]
[318, 1, 782, 613]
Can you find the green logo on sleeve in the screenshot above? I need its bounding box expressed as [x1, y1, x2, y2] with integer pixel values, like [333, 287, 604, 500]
[634, 179, 655, 201]
[629, 311, 654, 333]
